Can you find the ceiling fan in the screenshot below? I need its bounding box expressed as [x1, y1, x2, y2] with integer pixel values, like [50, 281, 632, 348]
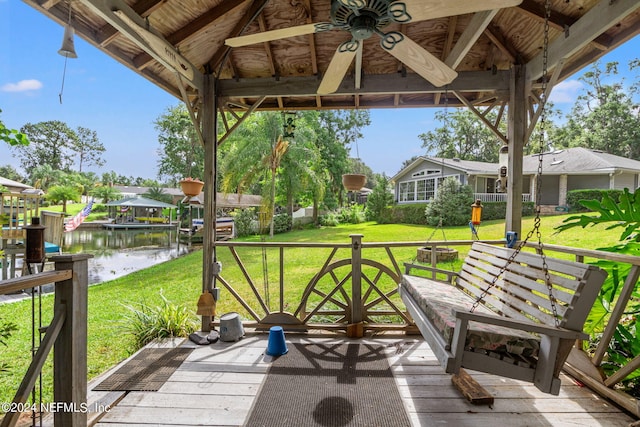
[225, 0, 522, 94]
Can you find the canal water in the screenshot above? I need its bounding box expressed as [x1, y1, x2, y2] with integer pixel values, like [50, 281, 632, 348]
[62, 228, 192, 285]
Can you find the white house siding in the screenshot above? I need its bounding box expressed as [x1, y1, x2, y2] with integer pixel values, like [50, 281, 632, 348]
[613, 172, 636, 190]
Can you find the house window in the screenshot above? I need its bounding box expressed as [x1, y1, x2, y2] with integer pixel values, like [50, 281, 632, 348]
[412, 169, 440, 178]
[425, 179, 435, 200]
[399, 175, 454, 203]
[399, 181, 415, 202]
[416, 180, 427, 200]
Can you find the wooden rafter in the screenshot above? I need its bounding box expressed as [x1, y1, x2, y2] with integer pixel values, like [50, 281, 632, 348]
[517, 0, 609, 50]
[302, 0, 319, 75]
[78, 0, 203, 92]
[454, 91, 507, 143]
[525, 60, 564, 142]
[217, 96, 266, 146]
[483, 26, 517, 64]
[435, 16, 458, 106]
[133, 0, 248, 70]
[445, 10, 499, 70]
[97, 0, 164, 47]
[207, 0, 269, 75]
[527, 0, 640, 80]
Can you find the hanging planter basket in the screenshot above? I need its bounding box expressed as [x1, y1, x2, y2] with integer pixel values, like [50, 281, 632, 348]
[180, 178, 204, 197]
[342, 174, 367, 192]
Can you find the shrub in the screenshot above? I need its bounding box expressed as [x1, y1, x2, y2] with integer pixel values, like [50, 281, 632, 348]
[122, 294, 198, 350]
[339, 204, 366, 224]
[319, 212, 340, 227]
[425, 177, 474, 226]
[366, 175, 393, 222]
[234, 208, 257, 237]
[0, 321, 17, 372]
[385, 204, 430, 225]
[272, 213, 292, 234]
[566, 189, 623, 212]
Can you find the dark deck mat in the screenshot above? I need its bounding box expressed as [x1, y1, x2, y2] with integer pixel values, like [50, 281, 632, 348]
[245, 342, 411, 427]
[93, 347, 193, 391]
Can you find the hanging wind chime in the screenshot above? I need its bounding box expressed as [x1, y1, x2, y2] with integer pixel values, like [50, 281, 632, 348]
[58, 1, 78, 104]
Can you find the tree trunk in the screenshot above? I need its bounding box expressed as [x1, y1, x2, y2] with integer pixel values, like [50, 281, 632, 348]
[313, 197, 319, 225]
[269, 171, 276, 238]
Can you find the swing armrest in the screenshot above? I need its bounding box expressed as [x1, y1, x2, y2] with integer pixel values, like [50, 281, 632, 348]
[403, 262, 459, 284]
[453, 310, 588, 340]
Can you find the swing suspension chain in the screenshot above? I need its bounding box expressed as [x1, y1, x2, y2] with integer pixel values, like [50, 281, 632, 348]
[425, 86, 449, 245]
[471, 0, 559, 326]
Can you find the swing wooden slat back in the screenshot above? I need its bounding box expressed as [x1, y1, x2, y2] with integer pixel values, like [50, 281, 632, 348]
[459, 243, 599, 329]
[400, 242, 608, 394]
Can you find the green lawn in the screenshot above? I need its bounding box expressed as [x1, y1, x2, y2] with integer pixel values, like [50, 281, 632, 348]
[0, 214, 620, 405]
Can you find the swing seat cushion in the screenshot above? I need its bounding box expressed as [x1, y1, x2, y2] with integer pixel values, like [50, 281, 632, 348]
[402, 275, 540, 357]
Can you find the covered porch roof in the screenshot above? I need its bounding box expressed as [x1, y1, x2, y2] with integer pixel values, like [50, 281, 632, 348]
[24, 0, 640, 112]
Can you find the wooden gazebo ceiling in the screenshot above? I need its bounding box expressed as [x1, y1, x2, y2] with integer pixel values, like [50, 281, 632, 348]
[26, 0, 640, 111]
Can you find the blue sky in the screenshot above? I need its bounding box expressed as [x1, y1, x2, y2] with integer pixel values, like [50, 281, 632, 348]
[1, 1, 639, 180]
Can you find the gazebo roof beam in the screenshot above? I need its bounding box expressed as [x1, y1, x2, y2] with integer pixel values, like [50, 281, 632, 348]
[78, 0, 203, 92]
[97, 0, 164, 47]
[218, 70, 510, 98]
[134, 0, 247, 70]
[527, 0, 640, 81]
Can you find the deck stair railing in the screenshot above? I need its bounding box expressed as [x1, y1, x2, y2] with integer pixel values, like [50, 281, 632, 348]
[0, 254, 91, 427]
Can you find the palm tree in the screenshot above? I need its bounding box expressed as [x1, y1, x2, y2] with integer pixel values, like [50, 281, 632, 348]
[221, 112, 287, 237]
[144, 186, 174, 204]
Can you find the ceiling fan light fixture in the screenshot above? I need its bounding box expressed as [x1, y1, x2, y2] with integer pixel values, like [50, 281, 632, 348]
[349, 14, 377, 39]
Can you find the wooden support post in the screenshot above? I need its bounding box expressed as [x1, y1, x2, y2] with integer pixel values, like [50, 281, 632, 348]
[506, 64, 526, 238]
[52, 253, 92, 427]
[201, 73, 217, 332]
[348, 234, 364, 338]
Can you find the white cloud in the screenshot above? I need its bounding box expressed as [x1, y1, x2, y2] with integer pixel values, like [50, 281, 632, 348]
[549, 79, 583, 104]
[1, 79, 43, 93]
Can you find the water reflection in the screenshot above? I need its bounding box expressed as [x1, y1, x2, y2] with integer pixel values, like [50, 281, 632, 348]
[62, 229, 192, 284]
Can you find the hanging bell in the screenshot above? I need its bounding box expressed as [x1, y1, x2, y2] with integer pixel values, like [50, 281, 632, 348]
[196, 291, 216, 316]
[58, 24, 78, 58]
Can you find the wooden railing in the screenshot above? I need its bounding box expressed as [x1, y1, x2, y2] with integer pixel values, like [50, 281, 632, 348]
[0, 254, 91, 427]
[473, 192, 532, 202]
[523, 242, 640, 417]
[213, 236, 502, 335]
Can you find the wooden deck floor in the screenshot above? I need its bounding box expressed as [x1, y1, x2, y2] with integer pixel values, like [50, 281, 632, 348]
[86, 333, 636, 427]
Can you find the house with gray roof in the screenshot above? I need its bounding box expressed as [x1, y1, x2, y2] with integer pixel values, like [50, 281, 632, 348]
[392, 147, 640, 207]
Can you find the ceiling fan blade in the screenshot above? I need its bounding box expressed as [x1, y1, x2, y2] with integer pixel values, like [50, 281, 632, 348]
[381, 33, 457, 87]
[225, 22, 333, 47]
[317, 40, 360, 95]
[393, 0, 523, 22]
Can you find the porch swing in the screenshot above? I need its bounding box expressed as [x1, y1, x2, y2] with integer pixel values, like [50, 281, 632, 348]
[399, 0, 609, 396]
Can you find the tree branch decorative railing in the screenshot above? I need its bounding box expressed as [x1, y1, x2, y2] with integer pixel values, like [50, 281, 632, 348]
[0, 254, 91, 427]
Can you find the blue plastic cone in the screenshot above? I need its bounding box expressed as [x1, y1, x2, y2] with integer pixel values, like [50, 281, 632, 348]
[266, 326, 288, 356]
